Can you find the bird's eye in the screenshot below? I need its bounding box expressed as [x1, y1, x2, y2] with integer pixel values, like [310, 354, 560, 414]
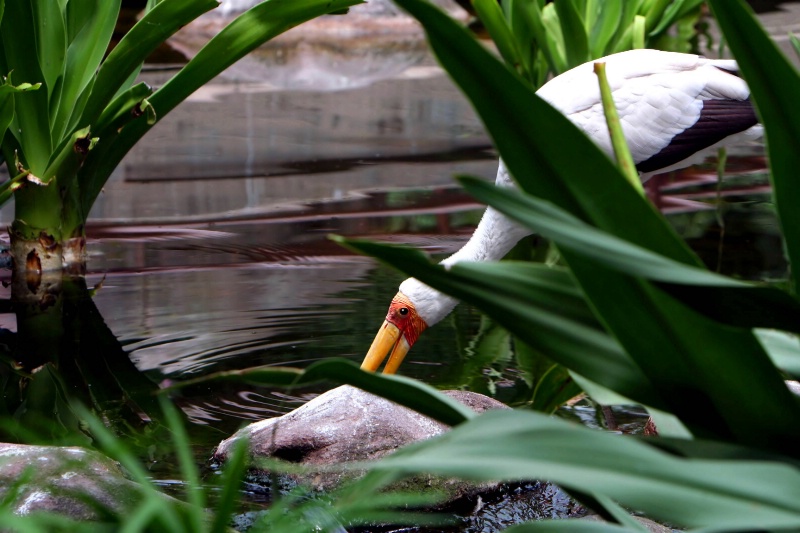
[398, 307, 409, 316]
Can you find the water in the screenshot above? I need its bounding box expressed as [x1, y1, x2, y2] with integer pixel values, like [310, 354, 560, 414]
[0, 16, 786, 526]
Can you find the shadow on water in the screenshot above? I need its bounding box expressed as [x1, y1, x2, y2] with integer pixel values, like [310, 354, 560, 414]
[0, 7, 789, 526]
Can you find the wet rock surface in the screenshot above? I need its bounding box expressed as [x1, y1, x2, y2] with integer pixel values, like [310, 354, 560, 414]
[216, 386, 588, 530]
[0, 443, 157, 520]
[213, 385, 507, 494]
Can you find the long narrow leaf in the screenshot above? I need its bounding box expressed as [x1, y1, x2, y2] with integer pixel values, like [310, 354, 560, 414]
[52, 0, 121, 144]
[338, 238, 664, 410]
[30, 0, 66, 101]
[79, 0, 218, 129]
[1, 3, 51, 171]
[553, 0, 589, 67]
[707, 0, 800, 295]
[371, 410, 800, 530]
[473, 0, 526, 78]
[458, 176, 800, 334]
[387, 0, 800, 454]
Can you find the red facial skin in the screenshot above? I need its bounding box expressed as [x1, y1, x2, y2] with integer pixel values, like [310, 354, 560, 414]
[385, 292, 427, 347]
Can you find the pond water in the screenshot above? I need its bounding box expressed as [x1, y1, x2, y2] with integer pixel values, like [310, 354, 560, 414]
[0, 17, 785, 526]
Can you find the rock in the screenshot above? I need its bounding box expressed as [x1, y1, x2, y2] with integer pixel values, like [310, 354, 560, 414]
[212, 385, 507, 494]
[0, 443, 153, 520]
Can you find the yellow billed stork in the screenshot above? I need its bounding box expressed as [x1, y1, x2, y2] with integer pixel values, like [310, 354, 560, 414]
[361, 49, 762, 374]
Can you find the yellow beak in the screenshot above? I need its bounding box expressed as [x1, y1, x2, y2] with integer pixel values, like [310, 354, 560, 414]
[360, 320, 412, 374]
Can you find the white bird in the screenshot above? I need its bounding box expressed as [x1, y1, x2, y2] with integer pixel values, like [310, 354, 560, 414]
[361, 49, 762, 374]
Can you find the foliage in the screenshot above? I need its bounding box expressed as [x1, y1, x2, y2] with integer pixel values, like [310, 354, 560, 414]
[0, 394, 444, 532]
[474, 0, 705, 88]
[452, 0, 709, 411]
[331, 0, 800, 529]
[0, 0, 361, 249]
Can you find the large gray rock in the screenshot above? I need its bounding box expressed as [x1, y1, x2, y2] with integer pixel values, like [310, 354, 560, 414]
[213, 385, 506, 492]
[0, 443, 156, 520]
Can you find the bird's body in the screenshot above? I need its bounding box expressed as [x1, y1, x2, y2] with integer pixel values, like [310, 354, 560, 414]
[362, 49, 762, 374]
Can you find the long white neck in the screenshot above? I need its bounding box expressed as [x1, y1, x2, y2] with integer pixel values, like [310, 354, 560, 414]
[399, 161, 531, 326]
[443, 160, 531, 266]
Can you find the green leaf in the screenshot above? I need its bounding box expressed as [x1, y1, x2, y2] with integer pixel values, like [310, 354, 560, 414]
[382, 0, 800, 454]
[1, 3, 51, 171]
[648, 0, 705, 37]
[338, 238, 664, 410]
[513, 0, 562, 76]
[540, 4, 568, 73]
[530, 363, 582, 413]
[371, 410, 800, 530]
[588, 0, 621, 57]
[553, 0, 589, 67]
[78, 0, 219, 130]
[31, 0, 66, 101]
[0, 76, 40, 156]
[707, 0, 800, 295]
[472, 0, 526, 79]
[51, 0, 121, 144]
[458, 176, 800, 334]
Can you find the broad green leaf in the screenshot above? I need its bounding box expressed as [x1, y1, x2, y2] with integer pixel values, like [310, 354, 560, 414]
[371, 410, 800, 530]
[0, 77, 40, 156]
[458, 176, 800, 334]
[30, 0, 66, 101]
[385, 0, 800, 454]
[540, 4, 568, 73]
[588, 0, 621, 57]
[1, 3, 51, 171]
[338, 238, 664, 409]
[553, 0, 589, 67]
[79, 0, 218, 130]
[649, 0, 704, 37]
[51, 0, 121, 144]
[473, 0, 526, 79]
[514, 1, 561, 76]
[643, 0, 671, 33]
[708, 0, 800, 295]
[505, 0, 537, 85]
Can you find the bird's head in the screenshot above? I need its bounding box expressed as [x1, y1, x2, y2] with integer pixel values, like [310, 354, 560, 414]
[360, 278, 458, 374]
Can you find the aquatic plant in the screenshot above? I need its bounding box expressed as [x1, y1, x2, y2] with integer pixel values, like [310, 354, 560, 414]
[0, 0, 361, 272]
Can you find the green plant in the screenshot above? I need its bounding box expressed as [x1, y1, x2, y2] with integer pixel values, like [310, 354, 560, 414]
[325, 0, 800, 529]
[0, 393, 446, 532]
[0, 0, 361, 271]
[445, 0, 709, 411]
[474, 0, 705, 88]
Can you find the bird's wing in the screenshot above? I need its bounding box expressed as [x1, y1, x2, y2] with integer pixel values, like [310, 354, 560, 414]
[536, 50, 757, 173]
